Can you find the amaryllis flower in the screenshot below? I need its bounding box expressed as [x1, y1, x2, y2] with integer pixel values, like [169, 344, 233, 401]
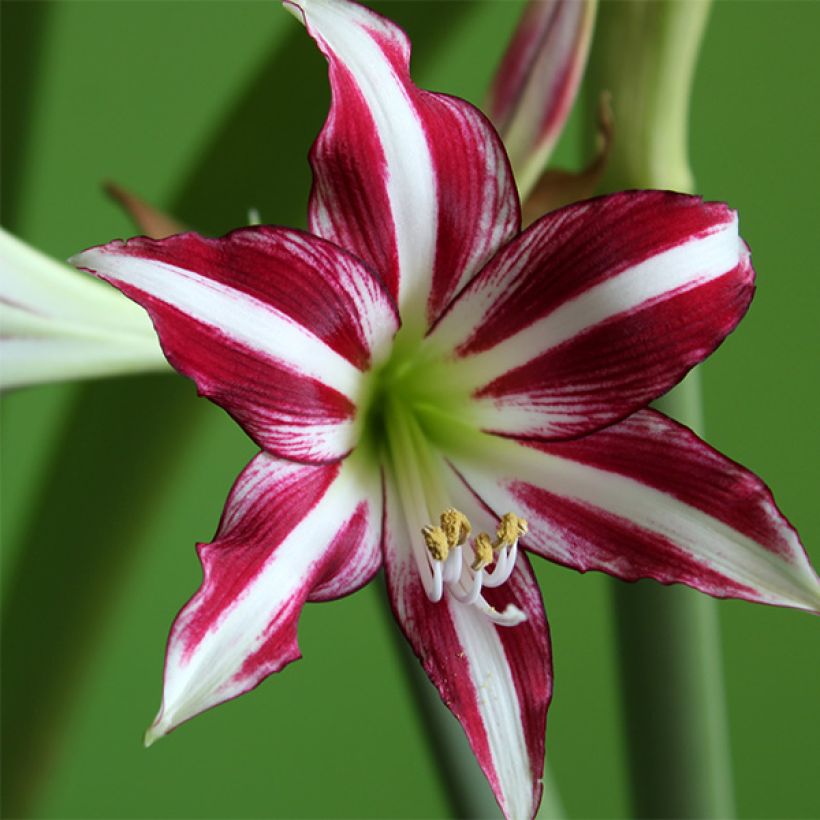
[72, 1, 819, 817]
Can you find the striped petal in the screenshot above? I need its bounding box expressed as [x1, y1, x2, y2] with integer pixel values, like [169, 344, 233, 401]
[1, 227, 167, 389]
[289, 0, 520, 332]
[384, 468, 552, 820]
[447, 411, 820, 614]
[72, 227, 398, 463]
[487, 0, 597, 199]
[429, 191, 753, 441]
[146, 450, 382, 744]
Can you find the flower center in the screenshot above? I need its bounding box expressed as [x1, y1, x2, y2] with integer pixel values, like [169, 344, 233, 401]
[379, 381, 526, 626]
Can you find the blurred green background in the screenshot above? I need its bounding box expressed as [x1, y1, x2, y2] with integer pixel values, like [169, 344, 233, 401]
[1, 1, 818, 818]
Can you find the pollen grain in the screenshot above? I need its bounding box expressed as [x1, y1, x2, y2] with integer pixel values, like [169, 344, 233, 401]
[495, 512, 528, 551]
[440, 507, 471, 548]
[471, 532, 495, 571]
[422, 525, 450, 562]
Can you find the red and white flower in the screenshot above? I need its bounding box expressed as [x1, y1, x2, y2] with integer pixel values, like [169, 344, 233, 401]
[72, 1, 819, 817]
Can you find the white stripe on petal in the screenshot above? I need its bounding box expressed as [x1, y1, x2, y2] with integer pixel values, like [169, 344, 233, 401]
[450, 601, 534, 819]
[451, 431, 820, 613]
[437, 216, 742, 390]
[295, 0, 437, 322]
[72, 249, 361, 400]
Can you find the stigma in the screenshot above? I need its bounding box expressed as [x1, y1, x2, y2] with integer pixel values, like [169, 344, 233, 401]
[419, 508, 527, 621]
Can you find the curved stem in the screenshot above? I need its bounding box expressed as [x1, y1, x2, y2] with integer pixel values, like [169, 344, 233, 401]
[0, 377, 205, 818]
[587, 2, 735, 817]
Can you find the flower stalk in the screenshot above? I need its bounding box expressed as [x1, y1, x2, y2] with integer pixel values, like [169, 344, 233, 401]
[587, 1, 736, 817]
[590, 0, 710, 194]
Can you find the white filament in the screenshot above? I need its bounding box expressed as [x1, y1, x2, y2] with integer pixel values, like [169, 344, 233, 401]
[416, 527, 520, 614]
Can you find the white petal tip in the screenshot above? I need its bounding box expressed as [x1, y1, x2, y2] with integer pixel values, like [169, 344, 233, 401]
[143, 721, 166, 748]
[67, 251, 90, 269]
[783, 573, 820, 615]
[282, 0, 305, 24]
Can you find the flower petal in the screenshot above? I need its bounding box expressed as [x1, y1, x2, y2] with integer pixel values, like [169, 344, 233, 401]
[1, 227, 167, 388]
[3, 227, 152, 334]
[446, 410, 820, 614]
[383, 469, 552, 820]
[289, 0, 520, 330]
[72, 227, 398, 463]
[487, 0, 597, 199]
[1, 320, 168, 390]
[146, 450, 382, 744]
[429, 191, 753, 441]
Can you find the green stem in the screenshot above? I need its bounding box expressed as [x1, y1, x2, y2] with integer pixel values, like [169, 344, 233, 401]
[613, 379, 735, 820]
[587, 2, 735, 817]
[592, 0, 710, 195]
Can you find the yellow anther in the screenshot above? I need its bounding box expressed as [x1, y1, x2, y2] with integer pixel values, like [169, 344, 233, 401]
[422, 525, 449, 562]
[471, 532, 494, 571]
[440, 507, 472, 548]
[494, 512, 529, 550]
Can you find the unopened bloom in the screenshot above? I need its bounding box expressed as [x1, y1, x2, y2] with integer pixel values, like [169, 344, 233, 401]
[487, 0, 597, 199]
[72, 1, 819, 817]
[487, 0, 615, 224]
[0, 227, 167, 389]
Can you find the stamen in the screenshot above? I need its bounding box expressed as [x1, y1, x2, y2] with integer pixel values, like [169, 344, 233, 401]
[419, 505, 527, 622]
[449, 564, 483, 606]
[482, 546, 509, 587]
[440, 507, 471, 548]
[422, 525, 449, 562]
[507, 538, 519, 568]
[470, 532, 494, 571]
[483, 512, 525, 588]
[494, 512, 528, 550]
[442, 546, 463, 584]
[430, 559, 444, 602]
